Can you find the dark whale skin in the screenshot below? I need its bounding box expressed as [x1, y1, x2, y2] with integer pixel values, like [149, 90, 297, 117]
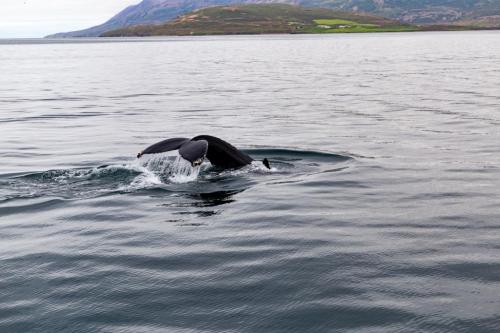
[192, 135, 253, 169]
[138, 137, 189, 158]
[179, 140, 208, 166]
[138, 135, 256, 169]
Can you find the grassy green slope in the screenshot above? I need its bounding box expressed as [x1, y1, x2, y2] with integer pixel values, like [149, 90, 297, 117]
[102, 4, 418, 36]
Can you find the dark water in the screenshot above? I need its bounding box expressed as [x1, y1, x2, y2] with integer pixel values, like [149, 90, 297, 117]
[1, 32, 500, 333]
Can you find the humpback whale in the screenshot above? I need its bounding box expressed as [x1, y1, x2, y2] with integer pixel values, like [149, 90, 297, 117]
[137, 135, 270, 170]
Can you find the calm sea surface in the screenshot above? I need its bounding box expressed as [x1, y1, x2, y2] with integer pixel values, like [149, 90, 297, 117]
[1, 32, 500, 333]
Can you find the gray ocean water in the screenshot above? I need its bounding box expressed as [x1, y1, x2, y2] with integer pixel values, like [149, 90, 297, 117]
[1, 32, 500, 333]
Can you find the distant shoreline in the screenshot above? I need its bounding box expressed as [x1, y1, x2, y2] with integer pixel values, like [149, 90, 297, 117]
[100, 26, 499, 37]
[46, 1, 500, 38]
[100, 5, 493, 38]
[0, 30, 499, 45]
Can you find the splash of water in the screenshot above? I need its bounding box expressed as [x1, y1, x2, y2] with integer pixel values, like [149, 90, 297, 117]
[168, 154, 202, 183]
[136, 151, 201, 184]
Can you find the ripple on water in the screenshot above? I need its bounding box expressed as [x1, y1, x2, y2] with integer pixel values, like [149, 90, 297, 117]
[2, 34, 500, 333]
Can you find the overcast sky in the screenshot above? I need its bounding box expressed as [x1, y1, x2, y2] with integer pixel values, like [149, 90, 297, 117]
[0, 0, 140, 38]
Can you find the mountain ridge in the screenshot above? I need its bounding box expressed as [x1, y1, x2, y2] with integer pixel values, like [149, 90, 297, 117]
[101, 4, 418, 37]
[46, 0, 500, 37]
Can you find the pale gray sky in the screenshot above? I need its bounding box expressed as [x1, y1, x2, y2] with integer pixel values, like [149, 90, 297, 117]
[0, 0, 140, 38]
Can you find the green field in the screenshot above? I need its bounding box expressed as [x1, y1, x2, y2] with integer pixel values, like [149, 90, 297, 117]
[310, 18, 417, 33]
[308, 24, 419, 33]
[314, 19, 376, 27]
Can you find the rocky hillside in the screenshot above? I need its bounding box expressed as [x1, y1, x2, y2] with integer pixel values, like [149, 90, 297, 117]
[102, 4, 410, 36]
[47, 0, 295, 37]
[47, 0, 500, 37]
[337, 0, 500, 24]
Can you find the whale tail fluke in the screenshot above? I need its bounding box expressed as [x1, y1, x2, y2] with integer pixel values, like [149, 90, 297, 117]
[192, 135, 253, 169]
[137, 137, 189, 158]
[179, 140, 208, 166]
[138, 135, 258, 170]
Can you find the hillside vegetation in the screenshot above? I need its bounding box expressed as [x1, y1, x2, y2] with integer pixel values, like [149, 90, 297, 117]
[102, 4, 420, 36]
[47, 0, 500, 38]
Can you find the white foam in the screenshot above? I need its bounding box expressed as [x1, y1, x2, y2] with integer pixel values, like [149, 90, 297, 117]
[251, 160, 278, 173]
[117, 153, 276, 189]
[130, 169, 163, 188]
[137, 151, 177, 175]
[134, 151, 202, 184]
[168, 154, 202, 183]
[223, 161, 277, 176]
